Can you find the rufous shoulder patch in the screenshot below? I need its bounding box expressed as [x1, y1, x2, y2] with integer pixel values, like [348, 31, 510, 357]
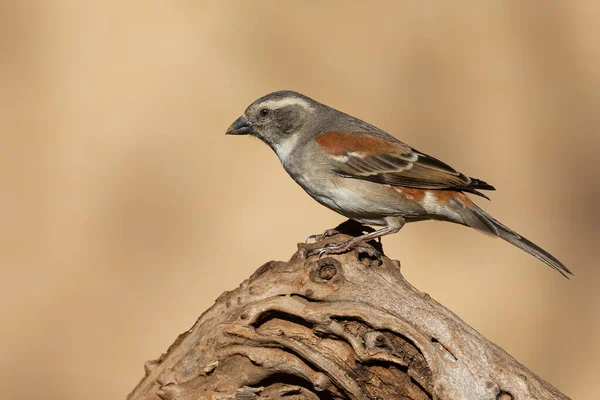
[387, 186, 476, 210]
[387, 186, 428, 201]
[427, 190, 476, 209]
[316, 132, 402, 156]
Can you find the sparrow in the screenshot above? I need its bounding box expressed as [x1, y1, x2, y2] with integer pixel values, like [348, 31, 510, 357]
[226, 90, 571, 277]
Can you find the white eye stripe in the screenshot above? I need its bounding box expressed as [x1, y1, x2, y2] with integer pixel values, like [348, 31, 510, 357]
[258, 97, 313, 111]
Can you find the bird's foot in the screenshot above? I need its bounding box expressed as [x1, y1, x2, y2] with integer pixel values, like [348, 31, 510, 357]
[307, 239, 381, 260]
[305, 229, 339, 243]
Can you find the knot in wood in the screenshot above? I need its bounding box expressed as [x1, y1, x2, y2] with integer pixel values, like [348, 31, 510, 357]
[315, 258, 339, 281]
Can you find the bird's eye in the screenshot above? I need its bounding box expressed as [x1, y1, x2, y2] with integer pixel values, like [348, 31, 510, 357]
[259, 108, 270, 117]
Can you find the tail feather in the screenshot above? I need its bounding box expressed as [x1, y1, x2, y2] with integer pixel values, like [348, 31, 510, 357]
[464, 204, 572, 278]
[455, 177, 495, 200]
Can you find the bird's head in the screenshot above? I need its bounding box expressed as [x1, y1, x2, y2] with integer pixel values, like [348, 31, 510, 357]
[226, 90, 318, 158]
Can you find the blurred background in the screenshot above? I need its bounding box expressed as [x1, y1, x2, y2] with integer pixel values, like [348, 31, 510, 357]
[1, 1, 598, 399]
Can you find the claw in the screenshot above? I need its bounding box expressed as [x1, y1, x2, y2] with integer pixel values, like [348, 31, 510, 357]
[307, 242, 333, 258]
[308, 240, 382, 264]
[355, 246, 382, 260]
[354, 246, 383, 267]
[305, 229, 339, 243]
[309, 241, 348, 258]
[305, 234, 320, 244]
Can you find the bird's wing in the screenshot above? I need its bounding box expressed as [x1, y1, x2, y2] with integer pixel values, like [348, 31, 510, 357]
[315, 131, 494, 197]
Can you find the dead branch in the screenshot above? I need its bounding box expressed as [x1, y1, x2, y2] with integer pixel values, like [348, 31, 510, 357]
[127, 230, 569, 400]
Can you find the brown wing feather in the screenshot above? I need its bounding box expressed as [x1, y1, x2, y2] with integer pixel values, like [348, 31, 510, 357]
[316, 132, 495, 198]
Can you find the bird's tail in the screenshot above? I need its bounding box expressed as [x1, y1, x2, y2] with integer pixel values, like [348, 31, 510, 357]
[456, 196, 572, 278]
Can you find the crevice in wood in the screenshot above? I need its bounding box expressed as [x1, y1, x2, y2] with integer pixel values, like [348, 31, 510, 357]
[430, 337, 457, 362]
[249, 373, 335, 400]
[251, 310, 316, 330]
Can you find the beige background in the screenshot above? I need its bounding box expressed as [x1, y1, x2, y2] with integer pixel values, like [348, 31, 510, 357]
[1, 1, 598, 399]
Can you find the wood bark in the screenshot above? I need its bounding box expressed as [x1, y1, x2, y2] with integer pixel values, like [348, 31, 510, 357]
[128, 227, 569, 400]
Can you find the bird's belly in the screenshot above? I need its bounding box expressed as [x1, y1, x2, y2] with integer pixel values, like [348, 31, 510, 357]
[293, 173, 422, 221]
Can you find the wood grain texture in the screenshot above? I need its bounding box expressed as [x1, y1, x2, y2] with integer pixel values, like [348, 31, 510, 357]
[127, 233, 569, 400]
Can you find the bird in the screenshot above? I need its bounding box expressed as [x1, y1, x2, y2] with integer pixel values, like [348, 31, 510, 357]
[225, 90, 571, 277]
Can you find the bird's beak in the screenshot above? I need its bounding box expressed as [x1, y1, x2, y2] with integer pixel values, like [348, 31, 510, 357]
[225, 115, 253, 135]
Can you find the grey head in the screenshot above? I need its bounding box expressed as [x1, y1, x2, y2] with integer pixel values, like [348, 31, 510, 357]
[225, 90, 324, 159]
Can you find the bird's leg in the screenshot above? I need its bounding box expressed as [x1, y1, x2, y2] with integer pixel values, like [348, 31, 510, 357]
[308, 216, 405, 257]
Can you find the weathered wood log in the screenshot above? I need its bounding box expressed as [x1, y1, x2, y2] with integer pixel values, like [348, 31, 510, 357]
[128, 227, 569, 400]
